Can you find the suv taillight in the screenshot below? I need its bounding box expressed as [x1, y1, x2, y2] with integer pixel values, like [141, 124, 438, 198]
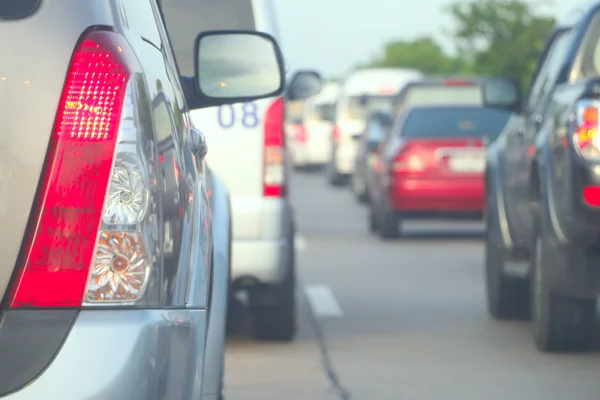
[573, 99, 600, 159]
[8, 30, 157, 308]
[264, 97, 286, 197]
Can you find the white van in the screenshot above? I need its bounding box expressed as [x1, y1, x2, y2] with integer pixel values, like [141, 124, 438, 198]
[288, 82, 340, 168]
[327, 68, 423, 185]
[159, 0, 320, 342]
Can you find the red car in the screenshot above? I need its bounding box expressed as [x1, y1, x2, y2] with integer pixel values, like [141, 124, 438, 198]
[368, 105, 512, 238]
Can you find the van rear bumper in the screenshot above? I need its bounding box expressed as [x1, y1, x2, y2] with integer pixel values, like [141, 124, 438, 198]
[231, 237, 291, 285]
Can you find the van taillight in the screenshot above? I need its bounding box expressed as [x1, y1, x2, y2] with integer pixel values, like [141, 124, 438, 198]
[263, 97, 286, 197]
[333, 125, 340, 142]
[6, 30, 158, 308]
[443, 79, 472, 87]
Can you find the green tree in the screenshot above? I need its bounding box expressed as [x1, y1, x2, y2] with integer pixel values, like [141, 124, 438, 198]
[364, 36, 469, 75]
[446, 0, 555, 88]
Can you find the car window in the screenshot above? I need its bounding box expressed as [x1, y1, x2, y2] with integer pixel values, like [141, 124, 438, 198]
[579, 11, 600, 78]
[366, 120, 386, 142]
[525, 29, 572, 111]
[0, 0, 40, 18]
[400, 107, 512, 141]
[404, 85, 483, 106]
[158, 0, 255, 75]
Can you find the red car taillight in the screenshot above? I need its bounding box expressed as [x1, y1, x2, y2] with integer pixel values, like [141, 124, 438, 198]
[391, 146, 426, 173]
[264, 97, 286, 197]
[333, 125, 340, 142]
[8, 30, 157, 308]
[294, 124, 307, 143]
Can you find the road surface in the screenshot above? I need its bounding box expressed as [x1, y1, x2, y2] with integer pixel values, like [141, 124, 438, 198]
[224, 168, 600, 400]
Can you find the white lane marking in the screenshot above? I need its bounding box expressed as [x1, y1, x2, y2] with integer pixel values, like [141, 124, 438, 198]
[295, 234, 307, 251]
[304, 285, 343, 317]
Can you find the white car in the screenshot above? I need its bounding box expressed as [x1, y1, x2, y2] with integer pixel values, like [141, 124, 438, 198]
[160, 0, 322, 341]
[327, 68, 423, 185]
[288, 82, 340, 168]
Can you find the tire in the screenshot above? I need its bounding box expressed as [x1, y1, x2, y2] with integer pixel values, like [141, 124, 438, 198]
[376, 206, 401, 239]
[531, 199, 595, 352]
[484, 190, 529, 320]
[351, 172, 369, 203]
[249, 244, 296, 342]
[368, 202, 377, 233]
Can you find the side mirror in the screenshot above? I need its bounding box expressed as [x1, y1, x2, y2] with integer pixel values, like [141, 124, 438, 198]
[287, 70, 323, 101]
[183, 30, 285, 110]
[484, 77, 521, 113]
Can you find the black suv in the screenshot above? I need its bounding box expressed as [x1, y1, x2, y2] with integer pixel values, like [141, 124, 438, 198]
[485, 3, 600, 352]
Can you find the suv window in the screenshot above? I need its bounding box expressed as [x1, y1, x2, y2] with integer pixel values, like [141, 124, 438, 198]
[158, 0, 255, 75]
[0, 0, 40, 19]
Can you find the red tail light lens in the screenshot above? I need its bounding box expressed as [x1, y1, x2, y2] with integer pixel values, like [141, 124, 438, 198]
[584, 185, 600, 207]
[8, 31, 130, 308]
[333, 125, 340, 142]
[443, 79, 472, 86]
[294, 124, 307, 143]
[264, 97, 286, 197]
[574, 102, 599, 156]
[392, 146, 425, 173]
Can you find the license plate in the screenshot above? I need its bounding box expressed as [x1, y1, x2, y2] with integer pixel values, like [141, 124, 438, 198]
[448, 154, 485, 172]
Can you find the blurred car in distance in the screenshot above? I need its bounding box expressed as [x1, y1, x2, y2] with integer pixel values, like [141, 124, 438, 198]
[327, 68, 423, 186]
[159, 0, 323, 342]
[391, 77, 521, 120]
[0, 0, 287, 399]
[484, 3, 600, 353]
[369, 105, 512, 238]
[288, 82, 340, 169]
[351, 110, 392, 202]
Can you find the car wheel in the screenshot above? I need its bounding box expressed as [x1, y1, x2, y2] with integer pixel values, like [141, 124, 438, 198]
[531, 200, 595, 352]
[368, 201, 378, 232]
[376, 207, 401, 239]
[351, 173, 369, 203]
[484, 191, 529, 319]
[249, 240, 296, 342]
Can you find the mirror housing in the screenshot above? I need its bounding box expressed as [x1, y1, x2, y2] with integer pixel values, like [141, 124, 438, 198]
[367, 140, 380, 152]
[182, 30, 286, 110]
[483, 77, 521, 113]
[287, 70, 323, 101]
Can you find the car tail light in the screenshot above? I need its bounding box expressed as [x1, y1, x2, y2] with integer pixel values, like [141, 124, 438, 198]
[443, 79, 472, 86]
[573, 100, 600, 159]
[293, 124, 307, 143]
[264, 97, 286, 197]
[583, 185, 600, 206]
[8, 30, 158, 308]
[333, 125, 340, 142]
[391, 146, 425, 173]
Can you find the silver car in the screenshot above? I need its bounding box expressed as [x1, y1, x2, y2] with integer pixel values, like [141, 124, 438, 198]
[0, 0, 287, 399]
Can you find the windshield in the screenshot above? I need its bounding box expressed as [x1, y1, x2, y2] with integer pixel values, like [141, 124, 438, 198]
[345, 95, 394, 120]
[401, 107, 511, 141]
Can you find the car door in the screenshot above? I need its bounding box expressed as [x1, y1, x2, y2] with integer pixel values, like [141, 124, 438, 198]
[503, 29, 572, 244]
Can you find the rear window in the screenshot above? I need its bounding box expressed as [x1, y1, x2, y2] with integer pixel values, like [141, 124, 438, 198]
[158, 0, 255, 75]
[400, 107, 511, 141]
[0, 0, 40, 19]
[403, 85, 483, 107]
[346, 95, 394, 120]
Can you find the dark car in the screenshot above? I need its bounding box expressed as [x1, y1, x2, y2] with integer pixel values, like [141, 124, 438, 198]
[484, 3, 600, 352]
[351, 110, 392, 202]
[368, 105, 511, 238]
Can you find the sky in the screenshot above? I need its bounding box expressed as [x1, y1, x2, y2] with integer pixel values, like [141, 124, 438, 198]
[273, 0, 578, 78]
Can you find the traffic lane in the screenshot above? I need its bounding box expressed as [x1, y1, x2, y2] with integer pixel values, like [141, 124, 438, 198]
[291, 170, 600, 400]
[224, 288, 338, 400]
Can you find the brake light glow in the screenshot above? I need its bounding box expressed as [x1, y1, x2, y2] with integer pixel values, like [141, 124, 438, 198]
[293, 124, 307, 143]
[393, 153, 425, 172]
[583, 185, 600, 207]
[264, 97, 286, 197]
[8, 32, 130, 307]
[573, 100, 600, 159]
[333, 125, 340, 142]
[379, 84, 395, 94]
[8, 30, 156, 308]
[443, 79, 472, 87]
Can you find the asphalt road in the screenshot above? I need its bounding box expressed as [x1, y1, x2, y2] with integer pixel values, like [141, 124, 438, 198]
[224, 168, 600, 400]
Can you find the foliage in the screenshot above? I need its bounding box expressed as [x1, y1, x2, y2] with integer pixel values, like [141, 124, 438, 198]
[356, 0, 555, 89]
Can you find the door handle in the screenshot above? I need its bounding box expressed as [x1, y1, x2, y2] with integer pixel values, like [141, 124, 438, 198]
[189, 127, 207, 158]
